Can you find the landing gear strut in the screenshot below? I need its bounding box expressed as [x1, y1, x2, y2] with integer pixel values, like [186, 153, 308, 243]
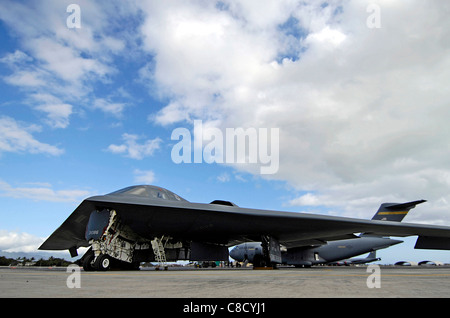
[253, 235, 282, 269]
[82, 209, 153, 271]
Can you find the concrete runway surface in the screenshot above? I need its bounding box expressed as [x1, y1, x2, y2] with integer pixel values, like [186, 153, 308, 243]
[1, 265, 449, 298]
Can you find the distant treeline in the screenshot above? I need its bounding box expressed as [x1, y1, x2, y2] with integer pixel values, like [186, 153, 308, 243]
[0, 255, 73, 267]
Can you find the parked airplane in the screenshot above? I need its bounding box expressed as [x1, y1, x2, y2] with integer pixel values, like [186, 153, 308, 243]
[229, 200, 423, 267]
[330, 251, 381, 266]
[39, 185, 450, 271]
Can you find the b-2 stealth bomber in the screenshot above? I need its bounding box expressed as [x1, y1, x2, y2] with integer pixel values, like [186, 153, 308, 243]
[39, 185, 450, 271]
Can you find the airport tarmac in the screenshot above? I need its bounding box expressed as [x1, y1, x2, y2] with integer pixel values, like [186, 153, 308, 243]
[1, 265, 449, 298]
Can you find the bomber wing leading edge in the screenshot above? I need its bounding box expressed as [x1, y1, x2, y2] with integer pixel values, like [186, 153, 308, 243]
[39, 185, 450, 270]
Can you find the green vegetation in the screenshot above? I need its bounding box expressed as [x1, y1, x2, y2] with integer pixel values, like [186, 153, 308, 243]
[0, 255, 73, 267]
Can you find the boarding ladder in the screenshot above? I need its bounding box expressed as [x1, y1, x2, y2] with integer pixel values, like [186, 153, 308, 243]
[151, 236, 168, 270]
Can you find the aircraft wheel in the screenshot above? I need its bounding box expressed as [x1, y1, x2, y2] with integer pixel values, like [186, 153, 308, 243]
[94, 254, 111, 271]
[82, 253, 95, 271]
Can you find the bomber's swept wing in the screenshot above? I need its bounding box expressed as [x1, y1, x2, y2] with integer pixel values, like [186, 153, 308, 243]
[39, 185, 450, 269]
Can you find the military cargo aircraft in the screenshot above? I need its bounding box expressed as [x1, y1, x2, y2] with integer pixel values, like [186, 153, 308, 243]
[229, 200, 423, 267]
[39, 185, 450, 270]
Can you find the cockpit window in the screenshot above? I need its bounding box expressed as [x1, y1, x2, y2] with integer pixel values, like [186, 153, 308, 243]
[128, 187, 147, 196]
[149, 189, 166, 199]
[109, 185, 187, 201]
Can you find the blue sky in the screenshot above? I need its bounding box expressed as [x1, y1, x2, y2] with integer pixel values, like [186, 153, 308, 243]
[1, 1, 450, 264]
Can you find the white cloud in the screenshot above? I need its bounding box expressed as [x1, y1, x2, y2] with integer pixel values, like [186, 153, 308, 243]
[305, 26, 346, 48]
[3, 70, 47, 87]
[31, 93, 73, 129]
[107, 133, 162, 160]
[151, 101, 191, 126]
[28, 37, 112, 84]
[136, 1, 450, 223]
[133, 169, 156, 184]
[36, 103, 73, 129]
[0, 116, 64, 156]
[0, 180, 91, 202]
[1, 1, 449, 228]
[0, 229, 89, 257]
[289, 193, 321, 207]
[0, 50, 33, 65]
[217, 172, 231, 183]
[93, 98, 127, 117]
[0, 230, 44, 253]
[0, 50, 47, 87]
[0, 0, 131, 128]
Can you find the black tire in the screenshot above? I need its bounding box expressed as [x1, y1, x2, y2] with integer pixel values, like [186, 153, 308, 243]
[82, 253, 95, 271]
[94, 254, 111, 271]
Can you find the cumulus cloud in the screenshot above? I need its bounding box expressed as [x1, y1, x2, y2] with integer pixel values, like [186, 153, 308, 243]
[0, 230, 45, 253]
[0, 116, 64, 156]
[0, 229, 89, 256]
[0, 0, 132, 128]
[30, 93, 73, 129]
[92, 98, 128, 118]
[133, 169, 156, 184]
[0, 50, 33, 66]
[107, 133, 162, 160]
[136, 1, 450, 222]
[1, 1, 449, 226]
[0, 180, 91, 202]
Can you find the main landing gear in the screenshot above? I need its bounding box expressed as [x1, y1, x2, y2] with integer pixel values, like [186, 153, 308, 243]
[252, 235, 282, 269]
[80, 248, 139, 271]
[81, 249, 111, 271]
